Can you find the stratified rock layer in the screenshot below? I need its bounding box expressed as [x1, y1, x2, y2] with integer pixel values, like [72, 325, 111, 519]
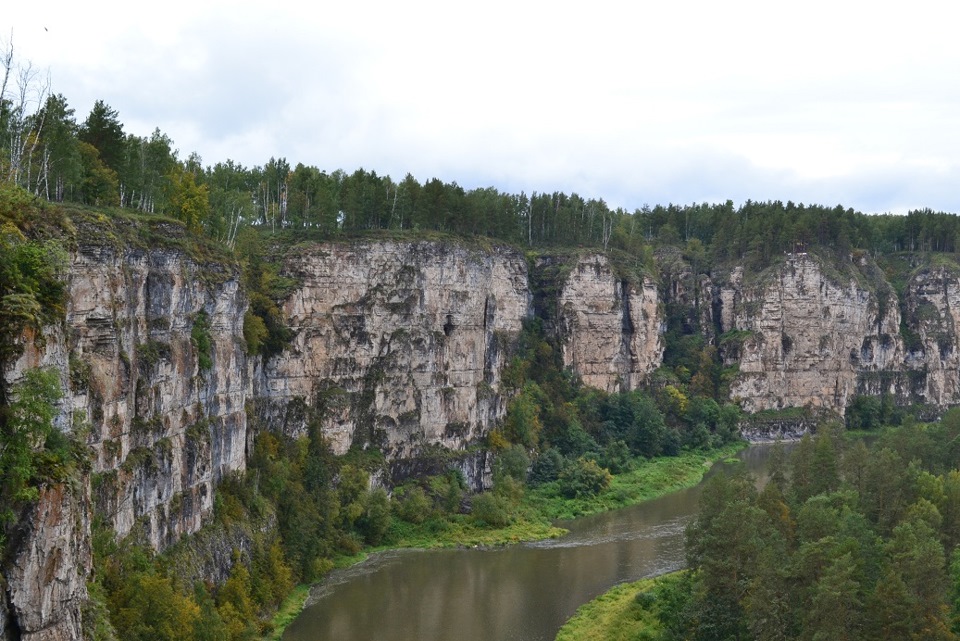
[555, 254, 662, 392]
[720, 254, 903, 412]
[256, 240, 529, 458]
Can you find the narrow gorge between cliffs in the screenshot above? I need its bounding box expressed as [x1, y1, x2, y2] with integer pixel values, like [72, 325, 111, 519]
[283, 444, 779, 641]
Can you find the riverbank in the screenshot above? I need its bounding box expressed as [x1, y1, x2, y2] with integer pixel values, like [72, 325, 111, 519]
[265, 442, 746, 640]
[554, 573, 682, 641]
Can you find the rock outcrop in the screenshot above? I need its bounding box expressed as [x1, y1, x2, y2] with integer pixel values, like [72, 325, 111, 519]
[63, 236, 249, 549]
[14, 225, 960, 639]
[717, 254, 903, 413]
[255, 240, 529, 459]
[3, 223, 248, 639]
[900, 263, 960, 405]
[553, 254, 662, 392]
[2, 485, 91, 641]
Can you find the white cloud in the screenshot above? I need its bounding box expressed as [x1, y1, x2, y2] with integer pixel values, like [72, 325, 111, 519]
[8, 0, 960, 214]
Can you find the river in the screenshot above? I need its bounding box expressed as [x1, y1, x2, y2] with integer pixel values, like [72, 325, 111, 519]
[282, 444, 779, 641]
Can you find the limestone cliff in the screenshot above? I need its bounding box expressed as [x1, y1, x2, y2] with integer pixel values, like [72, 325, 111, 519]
[3, 220, 248, 640]
[549, 254, 662, 392]
[714, 254, 904, 413]
[899, 263, 960, 405]
[14, 225, 960, 640]
[1, 485, 90, 641]
[254, 240, 529, 462]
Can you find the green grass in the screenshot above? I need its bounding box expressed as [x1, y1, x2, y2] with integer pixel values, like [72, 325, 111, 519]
[555, 573, 683, 641]
[265, 584, 310, 641]
[525, 443, 746, 521]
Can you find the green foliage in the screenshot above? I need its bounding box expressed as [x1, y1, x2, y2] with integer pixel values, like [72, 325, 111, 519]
[471, 491, 513, 527]
[190, 311, 213, 371]
[528, 447, 565, 485]
[660, 425, 960, 641]
[0, 367, 66, 544]
[555, 574, 680, 641]
[236, 234, 295, 358]
[0, 216, 67, 370]
[167, 167, 211, 233]
[392, 484, 432, 524]
[493, 444, 530, 484]
[242, 310, 267, 356]
[557, 457, 612, 499]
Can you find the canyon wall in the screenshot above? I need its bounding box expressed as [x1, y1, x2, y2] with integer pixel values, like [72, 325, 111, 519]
[10, 227, 960, 640]
[254, 240, 530, 461]
[3, 221, 248, 640]
[711, 253, 960, 414]
[718, 254, 903, 412]
[551, 254, 662, 392]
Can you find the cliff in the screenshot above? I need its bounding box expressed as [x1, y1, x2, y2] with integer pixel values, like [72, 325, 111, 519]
[254, 240, 529, 464]
[707, 252, 960, 414]
[546, 253, 662, 392]
[716, 253, 903, 413]
[3, 218, 248, 640]
[898, 260, 960, 405]
[11, 220, 960, 639]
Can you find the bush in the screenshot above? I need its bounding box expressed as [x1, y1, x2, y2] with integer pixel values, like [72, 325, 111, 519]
[558, 458, 612, 499]
[471, 491, 513, 527]
[358, 488, 391, 545]
[494, 444, 529, 484]
[428, 470, 465, 514]
[529, 448, 565, 486]
[190, 310, 213, 371]
[598, 440, 633, 474]
[392, 485, 432, 524]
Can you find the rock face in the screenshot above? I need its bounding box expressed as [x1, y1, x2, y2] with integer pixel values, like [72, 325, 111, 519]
[3, 226, 248, 639]
[717, 254, 903, 413]
[900, 264, 960, 405]
[2, 485, 91, 641]
[553, 254, 662, 392]
[255, 240, 529, 459]
[14, 228, 960, 639]
[63, 238, 249, 549]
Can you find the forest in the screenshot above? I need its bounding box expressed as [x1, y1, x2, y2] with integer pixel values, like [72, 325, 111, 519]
[637, 417, 960, 641]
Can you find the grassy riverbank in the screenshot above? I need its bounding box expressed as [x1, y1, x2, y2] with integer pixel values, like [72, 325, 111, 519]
[266, 442, 745, 639]
[555, 573, 682, 641]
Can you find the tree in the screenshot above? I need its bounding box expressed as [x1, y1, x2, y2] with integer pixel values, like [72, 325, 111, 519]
[167, 165, 210, 232]
[0, 367, 63, 548]
[802, 552, 862, 641]
[121, 128, 176, 211]
[79, 100, 125, 175]
[77, 141, 119, 206]
[1, 36, 50, 189]
[33, 94, 81, 201]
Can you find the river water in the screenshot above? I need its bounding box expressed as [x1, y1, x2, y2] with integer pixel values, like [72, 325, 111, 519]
[283, 444, 778, 641]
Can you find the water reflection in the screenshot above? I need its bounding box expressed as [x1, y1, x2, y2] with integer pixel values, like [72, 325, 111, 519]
[284, 445, 780, 641]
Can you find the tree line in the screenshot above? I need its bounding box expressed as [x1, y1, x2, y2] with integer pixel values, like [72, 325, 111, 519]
[6, 42, 960, 261]
[649, 418, 960, 640]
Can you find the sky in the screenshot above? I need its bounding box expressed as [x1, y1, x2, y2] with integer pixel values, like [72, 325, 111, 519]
[7, 0, 960, 214]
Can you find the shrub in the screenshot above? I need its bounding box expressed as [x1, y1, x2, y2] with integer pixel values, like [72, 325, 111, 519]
[529, 448, 565, 486]
[494, 444, 529, 484]
[558, 458, 612, 499]
[471, 491, 512, 527]
[190, 310, 213, 371]
[393, 485, 432, 524]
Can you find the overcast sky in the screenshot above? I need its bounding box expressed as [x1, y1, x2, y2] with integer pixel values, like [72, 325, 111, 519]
[7, 1, 960, 214]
